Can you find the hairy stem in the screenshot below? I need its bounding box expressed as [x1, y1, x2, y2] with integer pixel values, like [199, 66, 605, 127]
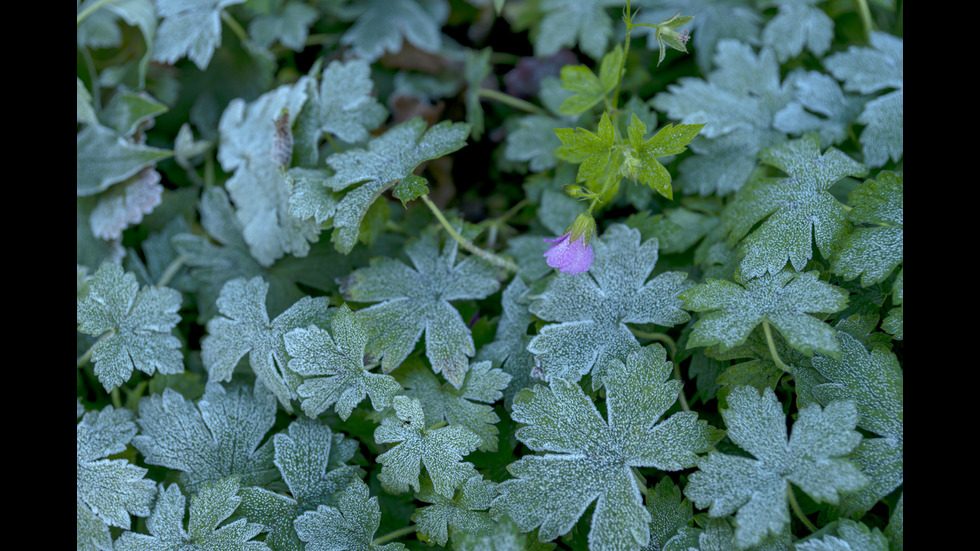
[787, 484, 818, 533]
[420, 194, 519, 273]
[478, 88, 546, 115]
[762, 320, 792, 373]
[372, 525, 417, 545]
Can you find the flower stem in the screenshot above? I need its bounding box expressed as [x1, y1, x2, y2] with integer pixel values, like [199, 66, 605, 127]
[420, 194, 519, 273]
[787, 484, 818, 533]
[762, 320, 792, 373]
[478, 88, 546, 115]
[372, 525, 417, 545]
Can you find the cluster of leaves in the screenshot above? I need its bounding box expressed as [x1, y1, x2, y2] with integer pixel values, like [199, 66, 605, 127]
[78, 1, 903, 550]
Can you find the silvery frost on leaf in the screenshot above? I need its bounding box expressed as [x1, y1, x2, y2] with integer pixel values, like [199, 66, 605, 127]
[202, 276, 333, 412]
[492, 345, 722, 551]
[339, 231, 501, 388]
[528, 224, 691, 387]
[685, 386, 867, 549]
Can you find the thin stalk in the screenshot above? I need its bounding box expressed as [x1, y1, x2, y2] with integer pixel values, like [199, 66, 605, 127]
[156, 254, 187, 289]
[628, 328, 677, 357]
[220, 11, 248, 44]
[672, 362, 690, 412]
[762, 320, 792, 373]
[77, 0, 114, 26]
[854, 0, 874, 40]
[787, 484, 818, 533]
[372, 525, 417, 546]
[478, 89, 546, 115]
[420, 194, 519, 273]
[612, 0, 637, 111]
[631, 467, 649, 496]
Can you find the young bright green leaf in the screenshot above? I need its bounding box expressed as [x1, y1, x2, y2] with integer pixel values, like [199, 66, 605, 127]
[324, 118, 470, 253]
[680, 269, 849, 358]
[830, 171, 903, 286]
[651, 40, 791, 195]
[201, 276, 332, 411]
[339, 232, 501, 387]
[413, 474, 498, 546]
[624, 113, 704, 199]
[218, 79, 318, 266]
[824, 32, 903, 167]
[293, 478, 406, 551]
[810, 331, 903, 514]
[77, 124, 172, 197]
[134, 383, 279, 493]
[77, 406, 156, 549]
[392, 174, 430, 207]
[285, 304, 402, 420]
[152, 0, 247, 70]
[492, 345, 722, 551]
[293, 58, 388, 166]
[527, 224, 691, 386]
[115, 477, 270, 551]
[374, 396, 481, 498]
[726, 134, 868, 279]
[339, 0, 448, 62]
[685, 386, 867, 549]
[396, 359, 511, 452]
[554, 112, 617, 186]
[76, 261, 183, 391]
[557, 44, 623, 115]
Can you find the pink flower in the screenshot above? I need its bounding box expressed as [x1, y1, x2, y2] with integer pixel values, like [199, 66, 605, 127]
[543, 233, 594, 275]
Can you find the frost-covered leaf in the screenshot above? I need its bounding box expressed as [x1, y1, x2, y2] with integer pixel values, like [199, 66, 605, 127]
[339, 232, 501, 387]
[527, 224, 691, 386]
[374, 396, 481, 497]
[504, 114, 566, 172]
[795, 519, 889, 551]
[533, 0, 622, 60]
[492, 345, 722, 551]
[293, 58, 388, 166]
[201, 276, 332, 411]
[651, 40, 791, 195]
[77, 406, 156, 549]
[685, 386, 867, 549]
[413, 474, 497, 546]
[152, 0, 247, 70]
[89, 167, 164, 240]
[726, 134, 868, 279]
[248, 0, 318, 51]
[773, 71, 866, 146]
[464, 48, 493, 140]
[218, 79, 318, 266]
[286, 167, 339, 225]
[645, 477, 693, 551]
[293, 478, 406, 551]
[824, 32, 903, 167]
[339, 0, 448, 62]
[324, 118, 470, 253]
[133, 383, 278, 492]
[680, 269, 849, 358]
[76, 0, 157, 86]
[233, 418, 362, 551]
[396, 359, 511, 452]
[114, 477, 270, 550]
[285, 304, 402, 419]
[810, 332, 903, 514]
[475, 277, 535, 408]
[77, 124, 172, 197]
[76, 261, 183, 391]
[761, 0, 833, 62]
[830, 171, 903, 286]
[101, 89, 168, 137]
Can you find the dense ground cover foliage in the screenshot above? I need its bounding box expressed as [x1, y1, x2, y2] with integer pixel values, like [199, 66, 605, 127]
[78, 1, 903, 549]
